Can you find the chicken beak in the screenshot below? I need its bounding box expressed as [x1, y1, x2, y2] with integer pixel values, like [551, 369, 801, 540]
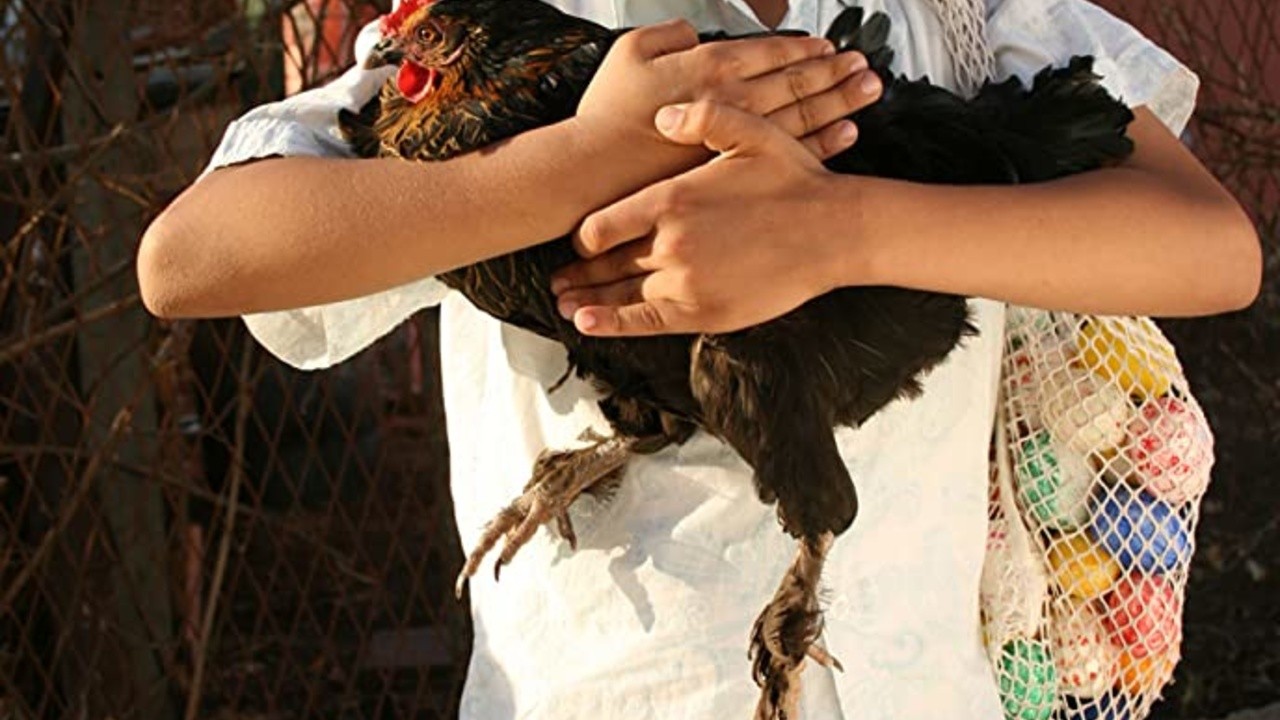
[366, 37, 406, 70]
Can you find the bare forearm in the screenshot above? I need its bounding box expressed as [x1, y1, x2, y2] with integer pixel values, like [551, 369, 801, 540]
[830, 113, 1261, 317]
[839, 171, 1254, 315]
[139, 23, 866, 320]
[140, 119, 687, 317]
[545, 104, 1261, 338]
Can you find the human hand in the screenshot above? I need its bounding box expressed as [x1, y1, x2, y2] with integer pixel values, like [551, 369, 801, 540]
[552, 101, 865, 336]
[575, 20, 882, 169]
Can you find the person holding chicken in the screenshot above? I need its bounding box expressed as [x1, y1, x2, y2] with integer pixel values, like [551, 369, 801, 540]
[138, 0, 1259, 718]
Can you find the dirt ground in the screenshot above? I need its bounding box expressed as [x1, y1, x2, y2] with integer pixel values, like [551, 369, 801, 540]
[1148, 224, 1279, 719]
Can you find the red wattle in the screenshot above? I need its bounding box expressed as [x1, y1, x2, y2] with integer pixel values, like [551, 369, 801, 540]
[397, 62, 433, 101]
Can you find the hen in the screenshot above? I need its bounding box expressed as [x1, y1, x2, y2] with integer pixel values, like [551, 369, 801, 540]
[339, 1, 1134, 717]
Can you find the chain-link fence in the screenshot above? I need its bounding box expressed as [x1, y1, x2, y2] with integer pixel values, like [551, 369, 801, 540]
[0, 1, 1274, 719]
[2, 2, 468, 718]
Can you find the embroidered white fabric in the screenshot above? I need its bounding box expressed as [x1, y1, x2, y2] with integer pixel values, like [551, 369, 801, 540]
[200, 1, 1199, 717]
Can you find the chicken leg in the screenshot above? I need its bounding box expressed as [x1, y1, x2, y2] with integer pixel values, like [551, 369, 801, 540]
[750, 532, 839, 720]
[455, 433, 635, 597]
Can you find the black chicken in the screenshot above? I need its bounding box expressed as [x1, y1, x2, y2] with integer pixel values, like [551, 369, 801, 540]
[339, 1, 1134, 717]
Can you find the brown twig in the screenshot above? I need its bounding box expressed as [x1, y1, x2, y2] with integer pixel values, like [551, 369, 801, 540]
[36, 256, 137, 323]
[0, 67, 225, 169]
[0, 294, 142, 366]
[0, 445, 379, 587]
[183, 338, 254, 720]
[0, 122, 128, 304]
[0, 407, 134, 610]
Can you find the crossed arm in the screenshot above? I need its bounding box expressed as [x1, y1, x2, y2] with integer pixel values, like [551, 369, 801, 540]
[550, 103, 1262, 337]
[138, 23, 873, 318]
[138, 21, 1261, 329]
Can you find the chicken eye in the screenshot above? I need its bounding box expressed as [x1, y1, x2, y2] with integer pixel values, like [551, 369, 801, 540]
[416, 23, 441, 44]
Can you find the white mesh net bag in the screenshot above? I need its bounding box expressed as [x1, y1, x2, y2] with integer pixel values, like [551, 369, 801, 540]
[920, 3, 1215, 717]
[983, 309, 1213, 720]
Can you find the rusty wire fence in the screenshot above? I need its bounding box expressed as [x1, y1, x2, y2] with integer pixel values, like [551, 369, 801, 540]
[0, 1, 1275, 719]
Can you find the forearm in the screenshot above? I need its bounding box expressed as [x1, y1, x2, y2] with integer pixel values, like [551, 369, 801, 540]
[829, 113, 1262, 317]
[841, 171, 1257, 316]
[140, 119, 689, 318]
[140, 21, 863, 320]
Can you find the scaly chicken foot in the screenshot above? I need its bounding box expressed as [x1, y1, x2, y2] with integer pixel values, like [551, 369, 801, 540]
[750, 532, 839, 720]
[454, 434, 635, 598]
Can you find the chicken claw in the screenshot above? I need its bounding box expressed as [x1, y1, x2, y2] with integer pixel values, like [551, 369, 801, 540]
[455, 435, 634, 598]
[750, 533, 838, 720]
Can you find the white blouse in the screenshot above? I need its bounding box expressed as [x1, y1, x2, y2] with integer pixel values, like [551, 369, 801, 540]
[203, 1, 1197, 717]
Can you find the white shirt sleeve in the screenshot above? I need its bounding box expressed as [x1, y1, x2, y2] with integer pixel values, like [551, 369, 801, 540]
[202, 16, 449, 371]
[986, 0, 1199, 135]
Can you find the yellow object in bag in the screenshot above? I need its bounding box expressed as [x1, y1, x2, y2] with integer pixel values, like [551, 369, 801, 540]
[1075, 318, 1181, 400]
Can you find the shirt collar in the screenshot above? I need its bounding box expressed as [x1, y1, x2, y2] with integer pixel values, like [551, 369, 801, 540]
[720, 0, 772, 29]
[720, 0, 822, 34]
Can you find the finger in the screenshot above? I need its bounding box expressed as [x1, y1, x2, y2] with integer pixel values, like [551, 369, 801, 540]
[552, 239, 656, 295]
[765, 66, 881, 138]
[798, 120, 860, 160]
[684, 35, 835, 81]
[621, 19, 699, 60]
[575, 301, 686, 337]
[573, 183, 667, 258]
[557, 276, 648, 320]
[656, 100, 793, 158]
[736, 51, 868, 119]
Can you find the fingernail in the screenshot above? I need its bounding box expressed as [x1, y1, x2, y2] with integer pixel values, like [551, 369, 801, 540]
[655, 104, 686, 133]
[838, 121, 858, 145]
[847, 52, 867, 73]
[861, 71, 881, 94]
[558, 298, 578, 320]
[821, 40, 837, 56]
[576, 311, 598, 332]
[550, 277, 569, 294]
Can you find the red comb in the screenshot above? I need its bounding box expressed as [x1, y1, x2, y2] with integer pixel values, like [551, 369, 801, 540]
[380, 0, 433, 35]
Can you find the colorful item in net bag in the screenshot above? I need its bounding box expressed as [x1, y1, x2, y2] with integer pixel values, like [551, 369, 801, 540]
[1102, 573, 1182, 660]
[1017, 431, 1094, 529]
[1117, 646, 1178, 695]
[1007, 309, 1067, 351]
[982, 516, 1050, 643]
[1040, 367, 1133, 456]
[1050, 600, 1121, 697]
[1088, 484, 1192, 573]
[1125, 396, 1213, 505]
[1008, 349, 1042, 428]
[1007, 333, 1078, 428]
[1047, 534, 1122, 600]
[998, 638, 1059, 720]
[1075, 319, 1179, 400]
[1006, 320, 1072, 425]
[1057, 692, 1132, 720]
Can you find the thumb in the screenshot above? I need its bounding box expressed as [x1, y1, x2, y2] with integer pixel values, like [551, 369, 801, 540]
[655, 100, 789, 157]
